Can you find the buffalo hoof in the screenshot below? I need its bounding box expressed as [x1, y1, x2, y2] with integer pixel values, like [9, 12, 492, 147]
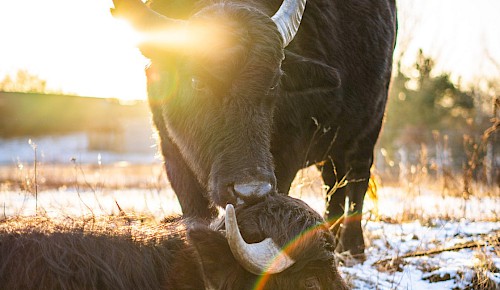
[333, 224, 366, 263]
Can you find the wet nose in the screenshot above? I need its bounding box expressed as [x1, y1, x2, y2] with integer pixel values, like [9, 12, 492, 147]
[233, 181, 273, 203]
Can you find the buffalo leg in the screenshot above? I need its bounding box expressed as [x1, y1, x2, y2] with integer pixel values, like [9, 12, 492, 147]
[319, 160, 349, 251]
[321, 154, 373, 258]
[274, 161, 299, 195]
[336, 151, 374, 258]
[337, 177, 369, 258]
[319, 160, 347, 227]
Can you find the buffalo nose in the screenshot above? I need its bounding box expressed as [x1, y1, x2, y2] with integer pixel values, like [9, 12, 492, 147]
[233, 181, 273, 203]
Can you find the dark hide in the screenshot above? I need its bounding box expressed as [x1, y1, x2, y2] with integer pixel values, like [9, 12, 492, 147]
[143, 0, 397, 257]
[0, 195, 347, 289]
[0, 216, 199, 290]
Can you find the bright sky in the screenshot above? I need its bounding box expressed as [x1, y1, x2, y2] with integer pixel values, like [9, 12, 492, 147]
[0, 0, 147, 100]
[396, 0, 500, 84]
[0, 0, 499, 101]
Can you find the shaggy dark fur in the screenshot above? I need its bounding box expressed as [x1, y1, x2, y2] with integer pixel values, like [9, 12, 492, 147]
[0, 216, 198, 289]
[142, 0, 397, 257]
[0, 195, 347, 289]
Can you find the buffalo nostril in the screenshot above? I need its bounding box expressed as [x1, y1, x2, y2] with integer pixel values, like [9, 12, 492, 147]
[233, 181, 272, 202]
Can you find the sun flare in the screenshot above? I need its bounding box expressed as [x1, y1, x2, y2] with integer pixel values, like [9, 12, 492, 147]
[0, 0, 148, 101]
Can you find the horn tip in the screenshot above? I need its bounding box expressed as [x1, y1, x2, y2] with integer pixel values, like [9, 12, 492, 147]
[225, 203, 235, 213]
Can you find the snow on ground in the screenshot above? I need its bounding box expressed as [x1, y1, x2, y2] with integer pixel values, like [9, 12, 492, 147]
[1, 183, 498, 289]
[0, 188, 181, 218]
[343, 187, 499, 289]
[0, 134, 158, 165]
[343, 220, 499, 289]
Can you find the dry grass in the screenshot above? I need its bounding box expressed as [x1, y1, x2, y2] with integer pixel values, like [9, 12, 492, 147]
[469, 240, 500, 290]
[0, 163, 168, 192]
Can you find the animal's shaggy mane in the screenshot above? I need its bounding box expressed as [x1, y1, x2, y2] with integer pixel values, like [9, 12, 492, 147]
[0, 215, 191, 290]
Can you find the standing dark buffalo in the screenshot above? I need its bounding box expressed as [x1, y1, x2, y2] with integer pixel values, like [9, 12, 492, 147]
[0, 195, 348, 289]
[112, 0, 397, 257]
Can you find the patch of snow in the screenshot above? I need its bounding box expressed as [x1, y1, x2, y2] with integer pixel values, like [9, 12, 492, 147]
[342, 219, 500, 289]
[0, 134, 159, 165]
[0, 188, 181, 219]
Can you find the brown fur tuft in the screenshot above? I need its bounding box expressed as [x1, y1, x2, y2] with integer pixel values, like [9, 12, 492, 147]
[0, 216, 190, 290]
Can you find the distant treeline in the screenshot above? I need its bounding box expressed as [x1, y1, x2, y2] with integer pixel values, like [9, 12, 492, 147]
[0, 92, 150, 138]
[378, 50, 499, 185]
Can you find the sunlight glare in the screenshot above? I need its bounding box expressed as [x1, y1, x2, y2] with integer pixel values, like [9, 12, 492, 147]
[112, 19, 143, 48]
[133, 21, 231, 56]
[142, 25, 194, 47]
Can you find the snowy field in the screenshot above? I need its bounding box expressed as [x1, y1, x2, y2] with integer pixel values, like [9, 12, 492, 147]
[0, 160, 499, 289]
[0, 134, 158, 165]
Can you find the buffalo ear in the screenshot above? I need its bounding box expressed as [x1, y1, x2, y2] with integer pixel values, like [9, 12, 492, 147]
[188, 225, 243, 289]
[281, 50, 341, 93]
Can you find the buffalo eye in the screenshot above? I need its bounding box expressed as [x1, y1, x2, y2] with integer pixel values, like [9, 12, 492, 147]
[303, 277, 320, 290]
[269, 83, 278, 92]
[191, 77, 207, 91]
[266, 71, 282, 95]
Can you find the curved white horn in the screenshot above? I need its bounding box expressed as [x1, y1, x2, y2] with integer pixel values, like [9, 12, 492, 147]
[271, 0, 307, 47]
[225, 204, 295, 275]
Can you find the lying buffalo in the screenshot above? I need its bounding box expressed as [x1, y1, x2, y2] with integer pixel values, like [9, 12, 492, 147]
[111, 0, 397, 257]
[0, 195, 348, 289]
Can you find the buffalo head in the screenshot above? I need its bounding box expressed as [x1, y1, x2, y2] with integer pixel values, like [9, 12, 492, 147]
[188, 194, 348, 289]
[111, 0, 306, 208]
